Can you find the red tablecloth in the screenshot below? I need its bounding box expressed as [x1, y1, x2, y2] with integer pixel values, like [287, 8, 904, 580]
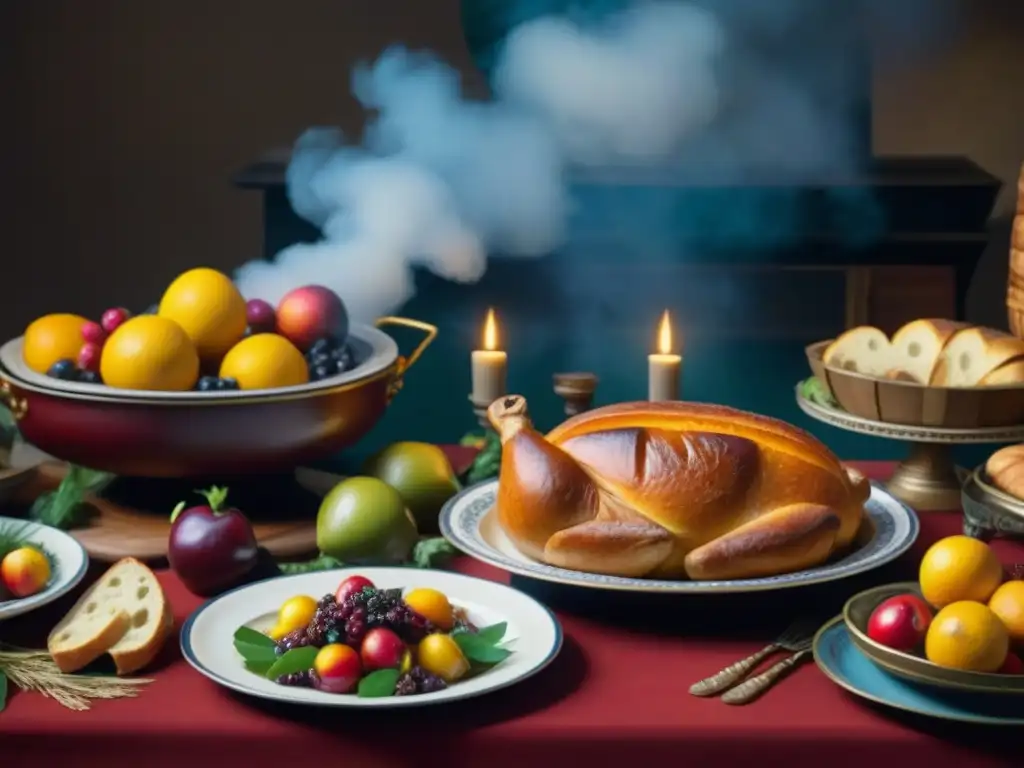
[2, 461, 1023, 768]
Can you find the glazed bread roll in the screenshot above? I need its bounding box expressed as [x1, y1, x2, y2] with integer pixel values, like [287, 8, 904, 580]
[985, 444, 1024, 499]
[488, 397, 869, 581]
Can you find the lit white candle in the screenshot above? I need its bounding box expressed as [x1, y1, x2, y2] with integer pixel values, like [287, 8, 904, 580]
[471, 308, 508, 406]
[648, 310, 682, 402]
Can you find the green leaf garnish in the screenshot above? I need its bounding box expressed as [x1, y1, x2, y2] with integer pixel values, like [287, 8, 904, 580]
[264, 646, 318, 680]
[278, 554, 345, 575]
[244, 659, 275, 676]
[474, 622, 507, 645]
[412, 538, 458, 569]
[357, 668, 401, 698]
[0, 668, 7, 713]
[29, 465, 113, 530]
[452, 632, 512, 664]
[233, 626, 278, 665]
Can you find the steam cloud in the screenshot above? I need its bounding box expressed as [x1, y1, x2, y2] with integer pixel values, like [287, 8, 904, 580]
[234, 0, 954, 322]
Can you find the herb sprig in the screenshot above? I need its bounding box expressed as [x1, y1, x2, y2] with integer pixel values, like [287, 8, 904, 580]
[30, 465, 113, 530]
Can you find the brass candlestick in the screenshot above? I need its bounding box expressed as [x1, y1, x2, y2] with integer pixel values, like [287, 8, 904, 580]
[553, 372, 598, 417]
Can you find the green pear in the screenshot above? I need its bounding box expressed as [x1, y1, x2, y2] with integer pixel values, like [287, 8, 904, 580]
[363, 442, 460, 534]
[316, 477, 418, 563]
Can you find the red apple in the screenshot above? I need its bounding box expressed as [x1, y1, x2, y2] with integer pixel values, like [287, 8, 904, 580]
[998, 652, 1023, 675]
[275, 285, 349, 352]
[335, 575, 374, 604]
[167, 486, 259, 597]
[314, 643, 362, 694]
[360, 628, 406, 671]
[867, 594, 934, 651]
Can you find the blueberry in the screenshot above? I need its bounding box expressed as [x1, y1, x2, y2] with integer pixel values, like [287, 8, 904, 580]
[309, 338, 333, 357]
[331, 345, 353, 367]
[219, 377, 239, 390]
[334, 357, 350, 374]
[313, 364, 331, 380]
[79, 370, 101, 384]
[196, 376, 219, 392]
[47, 359, 78, 380]
[310, 352, 330, 368]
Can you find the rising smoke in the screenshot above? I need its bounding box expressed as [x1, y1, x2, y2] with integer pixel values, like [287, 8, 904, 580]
[234, 0, 955, 322]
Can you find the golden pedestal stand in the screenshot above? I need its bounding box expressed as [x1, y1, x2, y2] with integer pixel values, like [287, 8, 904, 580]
[796, 390, 1024, 512]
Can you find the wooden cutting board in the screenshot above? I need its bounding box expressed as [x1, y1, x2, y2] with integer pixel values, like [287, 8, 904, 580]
[8, 462, 343, 563]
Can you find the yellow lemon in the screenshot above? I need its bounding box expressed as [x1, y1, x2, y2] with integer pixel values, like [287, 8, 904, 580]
[219, 334, 309, 390]
[100, 316, 200, 391]
[417, 633, 470, 683]
[404, 587, 455, 630]
[989, 580, 1024, 645]
[158, 267, 248, 361]
[22, 314, 89, 374]
[918, 535, 1003, 608]
[925, 601, 1009, 672]
[268, 595, 318, 640]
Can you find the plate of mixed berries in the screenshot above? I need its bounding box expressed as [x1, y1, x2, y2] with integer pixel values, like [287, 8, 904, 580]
[180, 567, 562, 706]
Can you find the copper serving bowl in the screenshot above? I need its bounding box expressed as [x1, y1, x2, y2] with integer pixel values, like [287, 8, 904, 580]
[0, 316, 436, 477]
[805, 340, 1024, 428]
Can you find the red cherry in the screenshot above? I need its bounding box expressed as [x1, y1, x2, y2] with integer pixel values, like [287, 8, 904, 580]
[335, 575, 374, 604]
[101, 307, 131, 333]
[867, 594, 934, 651]
[360, 628, 406, 671]
[246, 299, 276, 333]
[77, 342, 102, 372]
[81, 321, 107, 345]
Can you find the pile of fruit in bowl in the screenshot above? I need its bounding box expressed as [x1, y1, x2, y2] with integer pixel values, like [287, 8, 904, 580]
[862, 535, 1024, 675]
[21, 267, 354, 392]
[233, 574, 513, 698]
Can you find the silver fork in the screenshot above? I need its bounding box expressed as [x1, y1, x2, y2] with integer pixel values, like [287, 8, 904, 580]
[720, 638, 814, 705]
[689, 618, 818, 698]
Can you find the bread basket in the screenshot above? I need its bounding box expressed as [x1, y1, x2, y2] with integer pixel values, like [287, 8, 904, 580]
[805, 340, 1024, 428]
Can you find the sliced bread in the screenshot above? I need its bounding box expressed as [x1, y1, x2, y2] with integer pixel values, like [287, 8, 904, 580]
[47, 558, 173, 675]
[822, 326, 892, 376]
[929, 327, 1024, 386]
[889, 319, 968, 385]
[978, 359, 1024, 386]
[1013, 216, 1024, 251]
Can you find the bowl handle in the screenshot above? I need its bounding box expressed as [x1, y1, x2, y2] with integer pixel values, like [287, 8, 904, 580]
[0, 378, 27, 420]
[374, 316, 438, 401]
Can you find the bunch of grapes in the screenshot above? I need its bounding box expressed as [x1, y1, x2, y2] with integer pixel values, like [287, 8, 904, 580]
[394, 666, 447, 696]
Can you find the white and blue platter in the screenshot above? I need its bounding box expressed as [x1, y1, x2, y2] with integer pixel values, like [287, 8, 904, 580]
[440, 479, 919, 594]
[0, 515, 89, 621]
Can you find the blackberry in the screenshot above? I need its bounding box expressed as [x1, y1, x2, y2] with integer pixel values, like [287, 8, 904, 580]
[394, 673, 418, 696]
[408, 665, 447, 694]
[276, 628, 311, 654]
[310, 352, 331, 368]
[344, 606, 368, 645]
[312, 363, 332, 380]
[309, 337, 335, 357]
[277, 669, 315, 687]
[331, 345, 353, 372]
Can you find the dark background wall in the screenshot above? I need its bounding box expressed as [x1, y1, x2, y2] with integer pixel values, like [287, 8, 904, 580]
[0, 0, 1021, 338]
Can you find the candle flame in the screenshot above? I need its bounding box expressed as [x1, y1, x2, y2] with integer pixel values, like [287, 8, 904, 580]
[483, 308, 499, 351]
[657, 310, 674, 355]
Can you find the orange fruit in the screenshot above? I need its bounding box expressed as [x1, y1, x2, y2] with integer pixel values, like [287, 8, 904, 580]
[100, 315, 200, 391]
[403, 587, 455, 630]
[219, 334, 309, 390]
[925, 601, 1009, 672]
[158, 267, 247, 361]
[22, 313, 89, 374]
[989, 581, 1024, 645]
[918, 535, 1003, 608]
[417, 633, 470, 683]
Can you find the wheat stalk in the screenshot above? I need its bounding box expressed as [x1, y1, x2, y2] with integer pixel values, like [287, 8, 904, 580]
[0, 648, 152, 711]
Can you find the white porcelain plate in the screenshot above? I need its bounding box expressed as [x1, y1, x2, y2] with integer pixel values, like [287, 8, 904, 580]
[440, 480, 919, 594]
[0, 516, 89, 621]
[181, 567, 562, 708]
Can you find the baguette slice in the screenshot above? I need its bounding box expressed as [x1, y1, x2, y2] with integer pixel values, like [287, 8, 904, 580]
[978, 359, 1024, 386]
[822, 326, 892, 376]
[929, 327, 1024, 386]
[47, 558, 172, 675]
[889, 319, 968, 385]
[1013, 216, 1024, 251]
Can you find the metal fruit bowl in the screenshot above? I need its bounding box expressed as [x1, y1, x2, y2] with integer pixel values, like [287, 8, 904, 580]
[844, 582, 1024, 695]
[0, 316, 435, 478]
